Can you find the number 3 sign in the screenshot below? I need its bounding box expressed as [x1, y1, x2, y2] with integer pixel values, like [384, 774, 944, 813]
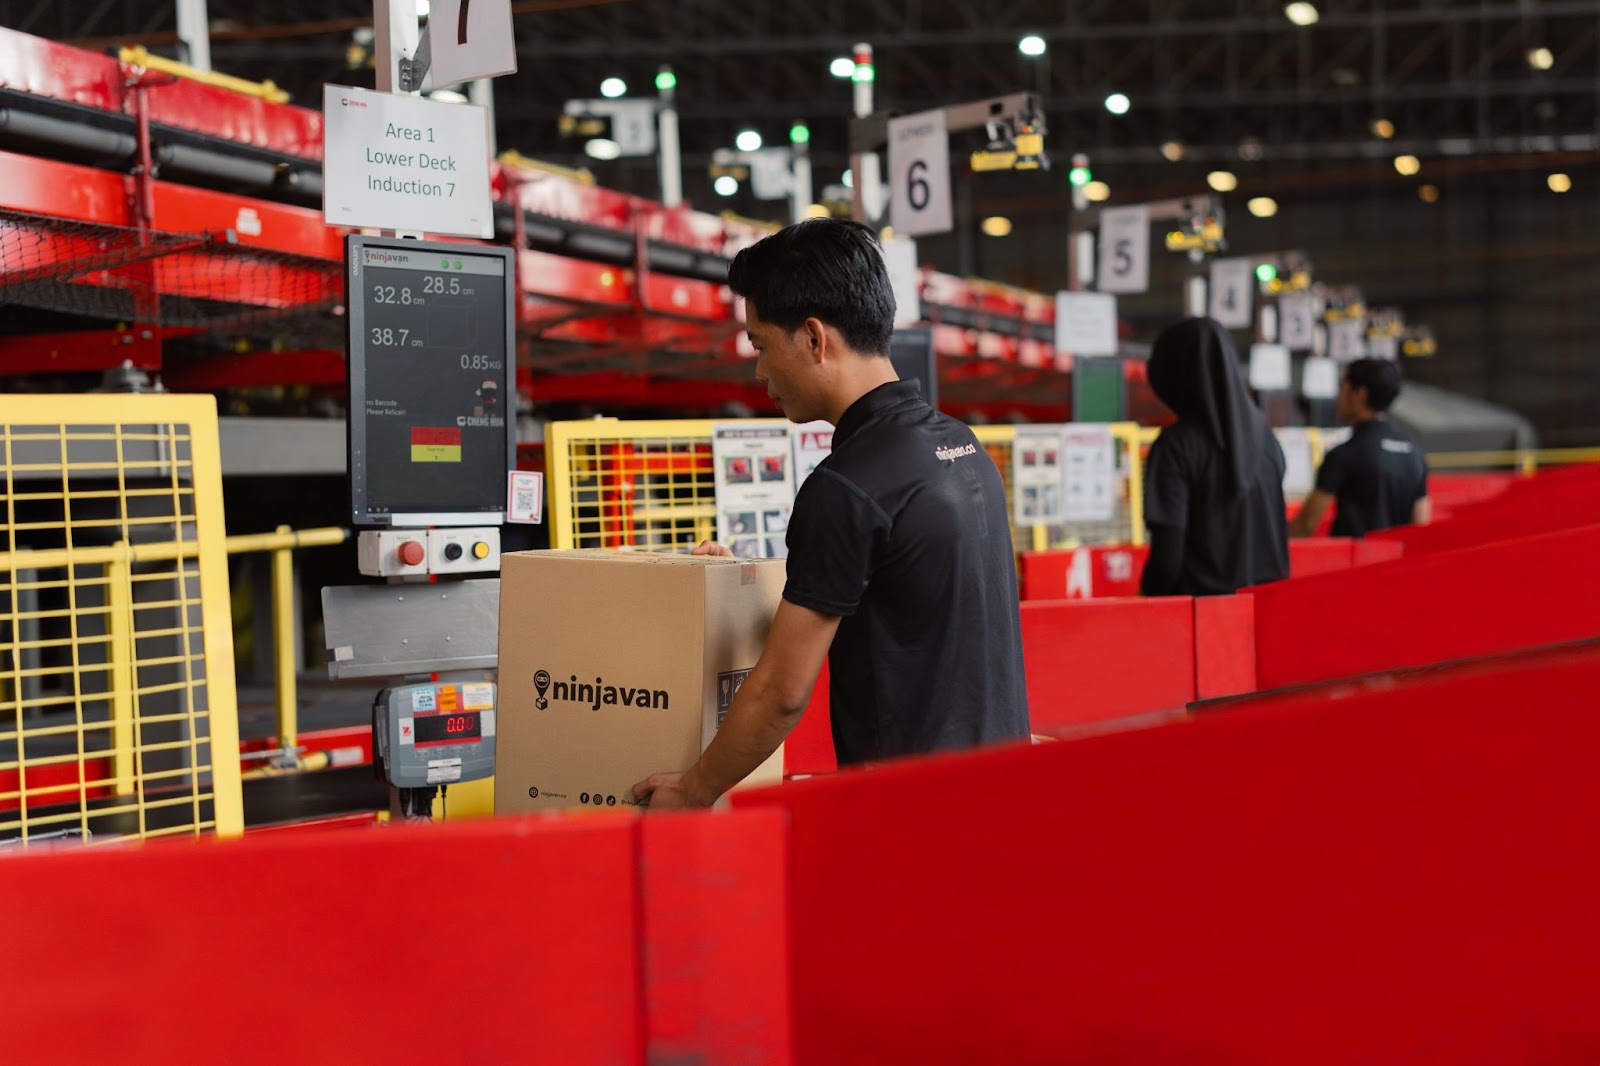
[888, 110, 953, 238]
[1096, 205, 1150, 295]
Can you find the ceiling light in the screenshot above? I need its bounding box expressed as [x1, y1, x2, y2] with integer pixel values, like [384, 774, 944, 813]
[842, 169, 853, 188]
[714, 175, 739, 197]
[1549, 172, 1572, 193]
[584, 138, 622, 161]
[1284, 2, 1319, 27]
[807, 203, 831, 219]
[1019, 35, 1047, 57]
[1393, 154, 1421, 176]
[1248, 196, 1278, 218]
[1418, 184, 1440, 203]
[600, 77, 627, 99]
[1372, 118, 1395, 139]
[1083, 181, 1111, 202]
[1104, 92, 1131, 115]
[1160, 141, 1184, 162]
[981, 216, 1013, 237]
[1206, 170, 1238, 192]
[735, 129, 763, 152]
[830, 57, 855, 78]
[1528, 47, 1555, 71]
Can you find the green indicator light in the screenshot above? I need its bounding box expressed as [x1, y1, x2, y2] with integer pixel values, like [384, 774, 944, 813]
[454, 260, 462, 270]
[1068, 166, 1091, 187]
[1255, 262, 1278, 283]
[790, 123, 810, 144]
[852, 63, 875, 83]
[655, 70, 677, 91]
[440, 259, 449, 268]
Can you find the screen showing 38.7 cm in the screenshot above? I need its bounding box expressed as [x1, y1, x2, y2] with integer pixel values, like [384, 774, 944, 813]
[352, 240, 511, 520]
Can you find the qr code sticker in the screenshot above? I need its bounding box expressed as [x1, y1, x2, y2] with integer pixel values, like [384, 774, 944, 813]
[507, 471, 544, 524]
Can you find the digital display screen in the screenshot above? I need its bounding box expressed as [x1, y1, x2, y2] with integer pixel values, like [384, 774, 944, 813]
[890, 327, 938, 410]
[413, 713, 482, 745]
[347, 236, 516, 525]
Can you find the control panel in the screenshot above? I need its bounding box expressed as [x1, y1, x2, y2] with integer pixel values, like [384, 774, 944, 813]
[373, 680, 497, 788]
[428, 527, 500, 575]
[358, 527, 499, 578]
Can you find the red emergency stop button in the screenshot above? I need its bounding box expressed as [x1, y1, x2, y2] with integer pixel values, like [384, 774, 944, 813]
[397, 540, 426, 567]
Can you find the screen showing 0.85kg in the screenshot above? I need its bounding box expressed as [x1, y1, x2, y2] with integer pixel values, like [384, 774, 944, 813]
[347, 236, 514, 525]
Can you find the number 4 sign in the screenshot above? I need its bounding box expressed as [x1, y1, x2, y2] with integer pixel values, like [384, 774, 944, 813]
[1207, 257, 1254, 329]
[887, 110, 953, 238]
[1096, 205, 1150, 295]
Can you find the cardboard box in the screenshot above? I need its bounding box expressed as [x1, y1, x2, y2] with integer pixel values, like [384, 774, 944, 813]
[494, 550, 787, 813]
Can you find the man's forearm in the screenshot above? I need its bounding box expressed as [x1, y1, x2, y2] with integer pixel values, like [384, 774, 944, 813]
[681, 673, 807, 805]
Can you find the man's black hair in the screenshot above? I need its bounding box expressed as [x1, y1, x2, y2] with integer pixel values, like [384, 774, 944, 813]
[727, 218, 895, 355]
[1345, 357, 1403, 413]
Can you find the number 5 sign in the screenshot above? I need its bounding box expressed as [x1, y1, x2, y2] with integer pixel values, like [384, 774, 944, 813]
[1096, 205, 1150, 295]
[887, 110, 953, 238]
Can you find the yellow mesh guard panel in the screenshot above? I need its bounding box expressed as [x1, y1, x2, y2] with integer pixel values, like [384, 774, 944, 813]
[0, 396, 242, 847]
[546, 420, 1147, 553]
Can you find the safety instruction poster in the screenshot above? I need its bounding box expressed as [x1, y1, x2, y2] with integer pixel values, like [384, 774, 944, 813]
[1012, 426, 1066, 526]
[791, 420, 834, 491]
[712, 424, 795, 559]
[1061, 424, 1118, 523]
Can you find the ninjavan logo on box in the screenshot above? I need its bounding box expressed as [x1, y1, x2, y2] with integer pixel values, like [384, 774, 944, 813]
[533, 669, 669, 711]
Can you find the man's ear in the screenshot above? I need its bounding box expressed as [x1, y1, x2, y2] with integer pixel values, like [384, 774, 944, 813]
[802, 317, 828, 362]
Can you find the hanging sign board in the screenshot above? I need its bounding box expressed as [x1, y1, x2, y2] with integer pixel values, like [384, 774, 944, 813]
[1096, 205, 1150, 294]
[887, 110, 953, 237]
[324, 85, 493, 238]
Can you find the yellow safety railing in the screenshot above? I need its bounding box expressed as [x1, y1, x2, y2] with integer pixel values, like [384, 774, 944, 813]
[222, 526, 348, 766]
[0, 395, 242, 848]
[545, 418, 1149, 553]
[119, 46, 290, 103]
[544, 417, 1600, 560]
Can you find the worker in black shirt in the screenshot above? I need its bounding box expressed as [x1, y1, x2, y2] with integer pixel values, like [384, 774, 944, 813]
[1141, 317, 1290, 596]
[1290, 358, 1431, 538]
[632, 219, 1030, 809]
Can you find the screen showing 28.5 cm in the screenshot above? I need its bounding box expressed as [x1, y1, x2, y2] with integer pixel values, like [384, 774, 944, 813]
[355, 242, 509, 519]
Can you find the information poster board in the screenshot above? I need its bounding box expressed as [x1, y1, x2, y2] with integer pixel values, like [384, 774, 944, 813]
[712, 424, 795, 559]
[792, 420, 834, 491]
[1276, 427, 1317, 497]
[1062, 424, 1118, 523]
[1012, 426, 1066, 526]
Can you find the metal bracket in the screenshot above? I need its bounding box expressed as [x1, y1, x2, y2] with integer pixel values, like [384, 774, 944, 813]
[849, 92, 1041, 154]
[398, 25, 432, 92]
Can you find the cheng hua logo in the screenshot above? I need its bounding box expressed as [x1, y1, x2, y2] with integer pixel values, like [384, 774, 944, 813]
[534, 669, 669, 711]
[340, 97, 368, 108]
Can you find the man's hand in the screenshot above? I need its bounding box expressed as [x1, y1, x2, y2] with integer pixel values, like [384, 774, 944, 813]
[631, 771, 714, 811]
[691, 540, 733, 557]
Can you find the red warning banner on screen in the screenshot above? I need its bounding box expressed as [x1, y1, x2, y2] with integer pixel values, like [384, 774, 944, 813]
[410, 426, 462, 463]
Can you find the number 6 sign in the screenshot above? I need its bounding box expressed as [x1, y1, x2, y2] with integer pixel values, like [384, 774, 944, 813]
[888, 109, 953, 238]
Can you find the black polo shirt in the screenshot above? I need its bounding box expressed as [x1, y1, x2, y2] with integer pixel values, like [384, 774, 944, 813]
[782, 379, 1030, 765]
[1316, 419, 1429, 538]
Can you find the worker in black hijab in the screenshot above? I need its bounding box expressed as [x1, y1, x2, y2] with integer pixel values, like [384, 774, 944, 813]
[1140, 317, 1290, 596]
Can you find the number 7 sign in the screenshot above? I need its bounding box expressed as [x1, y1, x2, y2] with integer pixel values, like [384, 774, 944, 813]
[887, 110, 953, 238]
[426, 0, 518, 86]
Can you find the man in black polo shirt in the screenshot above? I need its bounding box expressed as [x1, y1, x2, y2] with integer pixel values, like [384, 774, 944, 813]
[632, 219, 1029, 809]
[1290, 358, 1432, 538]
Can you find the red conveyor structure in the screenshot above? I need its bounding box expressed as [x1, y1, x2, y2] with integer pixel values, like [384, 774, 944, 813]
[0, 28, 1124, 422]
